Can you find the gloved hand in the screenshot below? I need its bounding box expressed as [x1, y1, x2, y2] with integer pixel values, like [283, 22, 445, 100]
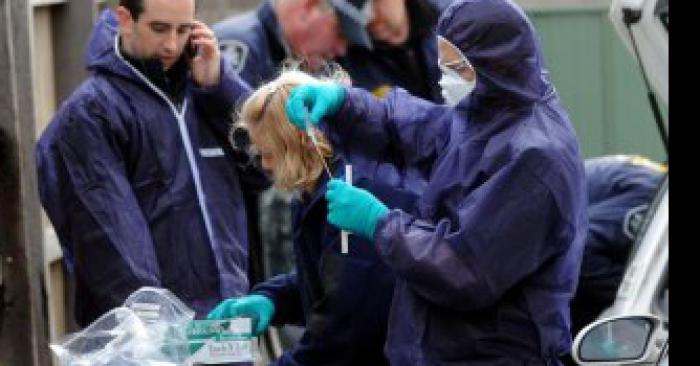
[286, 82, 346, 129]
[206, 294, 275, 336]
[325, 179, 390, 240]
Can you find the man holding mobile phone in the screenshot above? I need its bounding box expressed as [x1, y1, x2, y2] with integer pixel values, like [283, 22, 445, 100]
[36, 0, 270, 327]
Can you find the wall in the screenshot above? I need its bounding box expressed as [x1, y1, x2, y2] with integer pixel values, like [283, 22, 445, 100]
[1, 0, 50, 364]
[197, 0, 260, 24]
[529, 7, 666, 161]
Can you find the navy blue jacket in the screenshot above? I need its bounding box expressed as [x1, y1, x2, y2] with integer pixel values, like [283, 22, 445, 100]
[35, 10, 265, 326]
[323, 0, 587, 364]
[570, 155, 665, 334]
[213, 0, 448, 101]
[251, 160, 419, 366]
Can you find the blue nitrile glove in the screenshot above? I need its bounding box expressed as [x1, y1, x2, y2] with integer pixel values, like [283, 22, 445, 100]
[325, 179, 390, 240]
[206, 294, 275, 336]
[286, 82, 346, 129]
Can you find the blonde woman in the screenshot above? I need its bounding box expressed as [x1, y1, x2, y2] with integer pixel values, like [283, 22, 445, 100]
[208, 71, 417, 366]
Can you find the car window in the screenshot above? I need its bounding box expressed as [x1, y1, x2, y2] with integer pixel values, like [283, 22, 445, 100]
[655, 0, 668, 31]
[625, 177, 668, 263]
[656, 273, 668, 323]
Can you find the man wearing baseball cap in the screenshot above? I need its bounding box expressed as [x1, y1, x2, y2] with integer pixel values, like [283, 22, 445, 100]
[214, 0, 448, 99]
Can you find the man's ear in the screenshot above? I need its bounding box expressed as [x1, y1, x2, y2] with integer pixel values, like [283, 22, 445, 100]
[115, 6, 134, 36]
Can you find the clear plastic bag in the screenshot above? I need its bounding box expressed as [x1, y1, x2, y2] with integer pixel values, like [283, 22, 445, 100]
[49, 307, 154, 365]
[50, 287, 254, 365]
[123, 287, 195, 363]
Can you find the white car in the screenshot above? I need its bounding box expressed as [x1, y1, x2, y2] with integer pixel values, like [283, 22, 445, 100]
[571, 0, 668, 364]
[572, 179, 668, 365]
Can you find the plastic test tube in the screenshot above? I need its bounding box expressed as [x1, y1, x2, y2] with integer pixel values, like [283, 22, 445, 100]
[341, 165, 352, 254]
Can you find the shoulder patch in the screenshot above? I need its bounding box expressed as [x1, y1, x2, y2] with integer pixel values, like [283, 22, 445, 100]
[372, 84, 392, 99]
[219, 39, 249, 73]
[629, 155, 668, 173]
[623, 203, 650, 240]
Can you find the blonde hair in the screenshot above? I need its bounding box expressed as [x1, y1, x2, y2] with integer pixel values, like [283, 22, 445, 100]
[236, 70, 338, 193]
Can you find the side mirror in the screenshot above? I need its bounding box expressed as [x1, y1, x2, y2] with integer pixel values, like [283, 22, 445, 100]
[572, 314, 667, 365]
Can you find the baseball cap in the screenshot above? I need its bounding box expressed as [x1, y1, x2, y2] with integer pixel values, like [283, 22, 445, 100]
[328, 0, 374, 50]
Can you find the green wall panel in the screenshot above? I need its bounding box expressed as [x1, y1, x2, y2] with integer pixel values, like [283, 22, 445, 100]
[528, 9, 666, 162]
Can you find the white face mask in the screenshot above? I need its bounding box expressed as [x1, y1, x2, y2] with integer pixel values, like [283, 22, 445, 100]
[439, 65, 476, 107]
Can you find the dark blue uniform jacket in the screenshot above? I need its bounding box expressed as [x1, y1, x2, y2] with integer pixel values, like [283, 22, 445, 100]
[321, 0, 588, 364]
[571, 155, 665, 334]
[35, 9, 265, 326]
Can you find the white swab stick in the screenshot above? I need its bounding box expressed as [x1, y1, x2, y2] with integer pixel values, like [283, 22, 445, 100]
[341, 165, 352, 254]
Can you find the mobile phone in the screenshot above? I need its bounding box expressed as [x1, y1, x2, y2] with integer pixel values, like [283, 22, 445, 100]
[185, 37, 198, 59]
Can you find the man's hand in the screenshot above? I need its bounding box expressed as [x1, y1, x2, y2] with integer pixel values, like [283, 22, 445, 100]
[189, 21, 221, 88]
[325, 179, 389, 240]
[286, 83, 346, 129]
[206, 294, 275, 336]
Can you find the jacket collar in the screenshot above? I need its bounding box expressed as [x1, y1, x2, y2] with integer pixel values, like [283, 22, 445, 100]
[85, 9, 191, 106]
[119, 40, 189, 107]
[259, 0, 292, 63]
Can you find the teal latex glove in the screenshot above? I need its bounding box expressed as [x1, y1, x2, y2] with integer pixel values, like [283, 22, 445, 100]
[325, 179, 390, 240]
[206, 294, 275, 336]
[286, 82, 346, 129]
